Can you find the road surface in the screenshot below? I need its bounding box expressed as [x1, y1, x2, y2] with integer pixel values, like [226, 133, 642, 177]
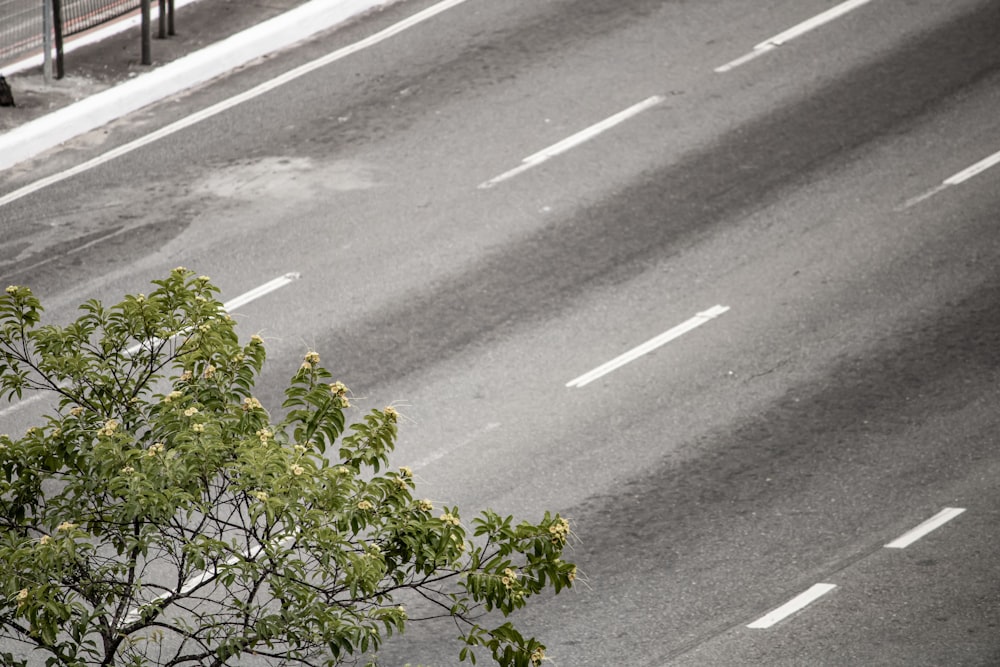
[1, 0, 999, 664]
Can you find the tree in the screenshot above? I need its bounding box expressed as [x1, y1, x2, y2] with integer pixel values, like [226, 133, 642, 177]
[0, 268, 576, 667]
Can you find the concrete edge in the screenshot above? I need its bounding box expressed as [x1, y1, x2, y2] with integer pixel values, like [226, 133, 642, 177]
[0, 0, 386, 172]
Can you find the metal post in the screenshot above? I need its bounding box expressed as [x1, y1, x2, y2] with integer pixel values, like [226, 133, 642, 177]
[158, 0, 166, 39]
[42, 0, 53, 83]
[52, 0, 64, 79]
[141, 0, 151, 65]
[168, 0, 175, 36]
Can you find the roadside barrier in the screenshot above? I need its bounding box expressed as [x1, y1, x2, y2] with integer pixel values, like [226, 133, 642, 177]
[0, 0, 175, 75]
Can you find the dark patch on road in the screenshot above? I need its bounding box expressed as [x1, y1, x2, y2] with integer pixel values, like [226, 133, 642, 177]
[554, 262, 1000, 663]
[575, 270, 1000, 564]
[296, 0, 671, 152]
[0, 217, 190, 297]
[314, 1, 1000, 393]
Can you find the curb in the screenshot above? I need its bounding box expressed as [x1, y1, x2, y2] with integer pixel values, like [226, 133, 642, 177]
[0, 0, 386, 172]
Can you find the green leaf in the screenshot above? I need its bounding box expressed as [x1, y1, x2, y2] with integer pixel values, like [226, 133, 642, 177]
[0, 271, 576, 667]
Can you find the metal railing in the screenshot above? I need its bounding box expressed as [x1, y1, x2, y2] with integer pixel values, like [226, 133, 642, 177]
[1, 0, 174, 72]
[0, 0, 41, 64]
[62, 0, 141, 37]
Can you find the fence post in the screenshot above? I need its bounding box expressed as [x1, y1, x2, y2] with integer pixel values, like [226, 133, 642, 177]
[52, 0, 64, 79]
[42, 0, 53, 82]
[141, 0, 151, 65]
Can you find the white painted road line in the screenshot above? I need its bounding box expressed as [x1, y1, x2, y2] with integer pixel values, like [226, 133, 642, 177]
[898, 148, 1000, 210]
[221, 271, 300, 312]
[945, 149, 1000, 185]
[478, 95, 665, 189]
[566, 305, 730, 388]
[884, 507, 966, 549]
[747, 583, 836, 629]
[715, 0, 873, 73]
[0, 0, 473, 203]
[411, 421, 501, 470]
[122, 530, 299, 628]
[0, 273, 300, 418]
[123, 271, 302, 357]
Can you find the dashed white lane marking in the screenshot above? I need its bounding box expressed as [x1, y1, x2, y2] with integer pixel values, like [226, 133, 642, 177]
[478, 95, 665, 189]
[0, 0, 473, 207]
[715, 0, 873, 73]
[122, 529, 299, 627]
[409, 422, 501, 470]
[884, 507, 966, 549]
[0, 272, 300, 418]
[747, 583, 836, 629]
[566, 305, 729, 388]
[898, 148, 1000, 210]
[219, 271, 300, 312]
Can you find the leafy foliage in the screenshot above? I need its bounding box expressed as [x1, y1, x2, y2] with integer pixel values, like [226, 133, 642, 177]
[0, 270, 575, 667]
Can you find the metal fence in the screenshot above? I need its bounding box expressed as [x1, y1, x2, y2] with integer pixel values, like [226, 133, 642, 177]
[1, 0, 148, 67]
[62, 0, 141, 37]
[0, 0, 41, 64]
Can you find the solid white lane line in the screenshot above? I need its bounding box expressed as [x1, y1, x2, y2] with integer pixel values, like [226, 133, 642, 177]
[0, 0, 473, 207]
[884, 507, 966, 549]
[898, 148, 1000, 210]
[478, 95, 665, 189]
[715, 0, 873, 73]
[566, 305, 729, 388]
[0, 273, 300, 418]
[747, 583, 836, 629]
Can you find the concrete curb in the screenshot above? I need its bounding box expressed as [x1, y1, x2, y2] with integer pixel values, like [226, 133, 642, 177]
[0, 0, 385, 171]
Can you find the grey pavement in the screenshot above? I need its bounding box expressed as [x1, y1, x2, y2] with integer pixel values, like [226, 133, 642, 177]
[0, 0, 383, 153]
[1, 0, 296, 127]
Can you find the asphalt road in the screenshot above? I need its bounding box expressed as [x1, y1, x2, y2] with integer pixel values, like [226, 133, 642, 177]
[1, 0, 999, 665]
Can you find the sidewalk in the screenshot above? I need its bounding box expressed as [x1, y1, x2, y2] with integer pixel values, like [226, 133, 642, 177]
[0, 0, 389, 170]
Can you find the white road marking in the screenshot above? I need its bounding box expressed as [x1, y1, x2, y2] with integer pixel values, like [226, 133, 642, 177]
[715, 0, 873, 73]
[715, 43, 777, 72]
[566, 305, 730, 388]
[122, 530, 298, 627]
[747, 583, 836, 629]
[123, 271, 302, 357]
[0, 273, 300, 418]
[0, 0, 472, 207]
[219, 272, 300, 312]
[897, 148, 1000, 210]
[410, 422, 501, 470]
[478, 95, 665, 189]
[884, 507, 966, 549]
[897, 183, 949, 210]
[945, 149, 1000, 185]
